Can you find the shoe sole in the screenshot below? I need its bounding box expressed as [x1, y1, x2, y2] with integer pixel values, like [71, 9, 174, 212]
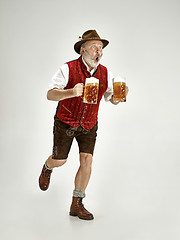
[69, 212, 94, 220]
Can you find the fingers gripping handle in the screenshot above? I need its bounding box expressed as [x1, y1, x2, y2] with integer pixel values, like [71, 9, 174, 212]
[73, 83, 84, 97]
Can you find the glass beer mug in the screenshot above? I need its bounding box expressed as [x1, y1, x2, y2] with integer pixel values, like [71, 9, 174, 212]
[113, 77, 126, 102]
[83, 77, 99, 104]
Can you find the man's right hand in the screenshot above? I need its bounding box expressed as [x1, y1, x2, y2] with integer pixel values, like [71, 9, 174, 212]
[73, 83, 84, 97]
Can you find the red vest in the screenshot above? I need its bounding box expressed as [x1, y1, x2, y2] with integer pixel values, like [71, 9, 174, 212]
[56, 56, 108, 130]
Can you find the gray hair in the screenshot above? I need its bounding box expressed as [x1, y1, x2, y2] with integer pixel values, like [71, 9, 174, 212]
[80, 41, 88, 55]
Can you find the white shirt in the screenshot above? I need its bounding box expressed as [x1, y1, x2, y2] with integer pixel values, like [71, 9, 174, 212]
[49, 59, 114, 101]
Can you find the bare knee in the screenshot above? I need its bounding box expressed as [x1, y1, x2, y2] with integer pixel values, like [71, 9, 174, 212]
[79, 153, 93, 168]
[47, 155, 67, 168]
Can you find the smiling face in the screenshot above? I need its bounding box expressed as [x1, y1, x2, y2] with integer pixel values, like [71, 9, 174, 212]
[81, 40, 103, 70]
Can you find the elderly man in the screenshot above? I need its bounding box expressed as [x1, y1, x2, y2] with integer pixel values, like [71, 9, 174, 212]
[39, 30, 128, 220]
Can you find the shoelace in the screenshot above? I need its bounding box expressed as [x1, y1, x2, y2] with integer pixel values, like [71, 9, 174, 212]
[77, 199, 86, 210]
[44, 169, 52, 178]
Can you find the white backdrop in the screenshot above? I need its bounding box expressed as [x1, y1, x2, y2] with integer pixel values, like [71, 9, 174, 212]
[1, 0, 180, 239]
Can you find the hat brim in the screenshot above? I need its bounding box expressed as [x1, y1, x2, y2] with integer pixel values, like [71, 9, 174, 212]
[74, 39, 109, 54]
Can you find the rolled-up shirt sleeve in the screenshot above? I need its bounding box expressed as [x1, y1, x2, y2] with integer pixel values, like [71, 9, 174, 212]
[48, 63, 69, 90]
[104, 69, 114, 101]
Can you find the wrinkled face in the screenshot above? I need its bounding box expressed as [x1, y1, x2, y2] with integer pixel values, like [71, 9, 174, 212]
[81, 40, 103, 70]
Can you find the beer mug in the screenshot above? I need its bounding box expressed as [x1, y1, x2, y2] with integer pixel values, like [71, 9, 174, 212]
[83, 77, 99, 104]
[113, 77, 126, 102]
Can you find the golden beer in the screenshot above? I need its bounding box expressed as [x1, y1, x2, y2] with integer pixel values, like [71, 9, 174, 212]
[113, 81, 126, 102]
[83, 83, 99, 104]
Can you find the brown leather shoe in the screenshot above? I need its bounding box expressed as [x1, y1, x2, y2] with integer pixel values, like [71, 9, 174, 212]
[39, 164, 52, 191]
[69, 197, 94, 220]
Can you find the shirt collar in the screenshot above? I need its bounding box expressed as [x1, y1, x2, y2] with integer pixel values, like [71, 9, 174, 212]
[82, 56, 98, 76]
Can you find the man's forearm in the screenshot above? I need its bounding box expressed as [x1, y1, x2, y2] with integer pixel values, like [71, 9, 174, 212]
[47, 83, 84, 101]
[47, 88, 75, 101]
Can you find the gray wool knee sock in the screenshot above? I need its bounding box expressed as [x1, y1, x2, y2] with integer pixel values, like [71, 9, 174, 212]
[45, 160, 53, 171]
[73, 189, 86, 198]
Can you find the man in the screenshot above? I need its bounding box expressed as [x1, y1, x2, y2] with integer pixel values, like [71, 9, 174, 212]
[39, 30, 128, 220]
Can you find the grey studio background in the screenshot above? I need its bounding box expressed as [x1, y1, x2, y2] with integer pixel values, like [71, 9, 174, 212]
[0, 0, 180, 239]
